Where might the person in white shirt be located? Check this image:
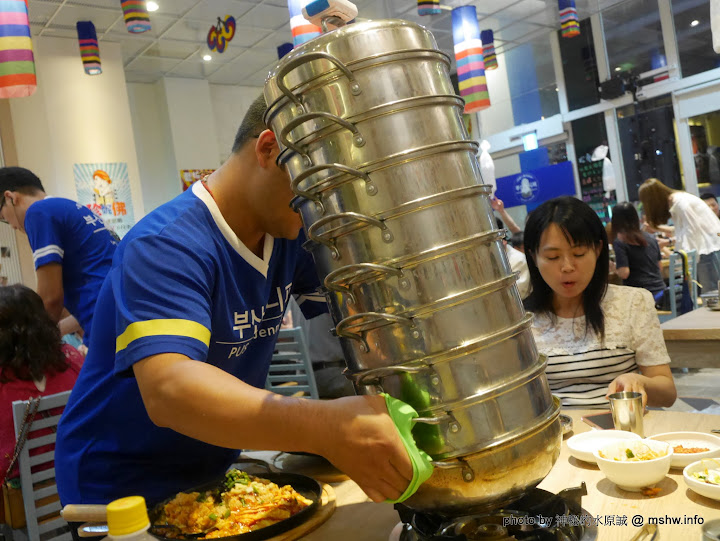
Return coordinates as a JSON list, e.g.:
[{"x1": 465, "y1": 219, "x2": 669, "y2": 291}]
[
  {"x1": 639, "y1": 178, "x2": 720, "y2": 293},
  {"x1": 523, "y1": 196, "x2": 676, "y2": 409}
]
